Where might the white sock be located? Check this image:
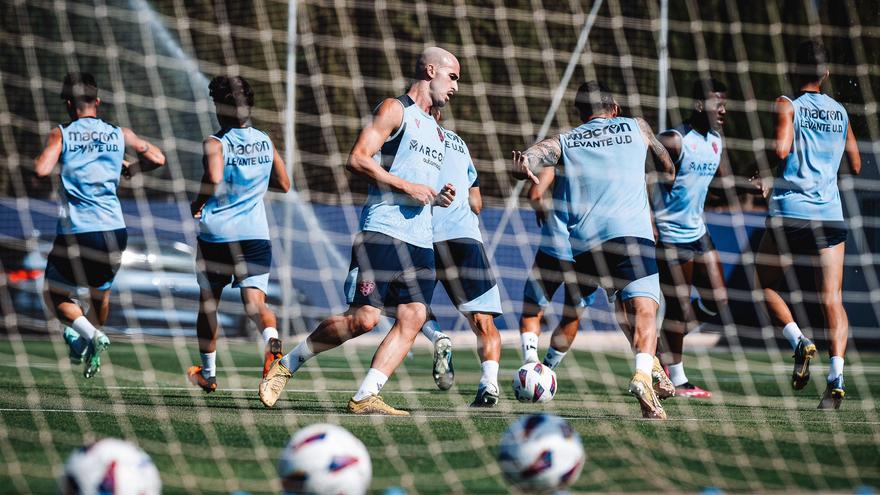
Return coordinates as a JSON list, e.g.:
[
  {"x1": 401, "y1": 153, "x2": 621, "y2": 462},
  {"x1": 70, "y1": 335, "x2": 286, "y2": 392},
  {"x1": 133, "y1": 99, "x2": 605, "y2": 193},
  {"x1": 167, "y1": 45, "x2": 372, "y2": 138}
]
[
  {"x1": 542, "y1": 347, "x2": 566, "y2": 370},
  {"x1": 71, "y1": 316, "x2": 97, "y2": 340},
  {"x1": 667, "y1": 362, "x2": 688, "y2": 387},
  {"x1": 521, "y1": 332, "x2": 539, "y2": 363},
  {"x1": 280, "y1": 340, "x2": 315, "y2": 373},
  {"x1": 479, "y1": 360, "x2": 499, "y2": 390},
  {"x1": 782, "y1": 322, "x2": 804, "y2": 350},
  {"x1": 261, "y1": 326, "x2": 279, "y2": 345},
  {"x1": 353, "y1": 368, "x2": 388, "y2": 401},
  {"x1": 200, "y1": 351, "x2": 216, "y2": 378},
  {"x1": 828, "y1": 356, "x2": 844, "y2": 381},
  {"x1": 635, "y1": 352, "x2": 653, "y2": 376},
  {"x1": 420, "y1": 319, "x2": 447, "y2": 344}
]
